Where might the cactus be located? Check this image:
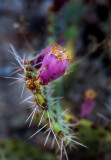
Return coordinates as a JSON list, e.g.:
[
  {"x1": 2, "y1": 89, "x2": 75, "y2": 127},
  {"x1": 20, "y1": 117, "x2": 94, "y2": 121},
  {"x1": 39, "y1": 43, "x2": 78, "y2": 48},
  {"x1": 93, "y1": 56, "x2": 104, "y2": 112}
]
[
  {"x1": 0, "y1": 139, "x2": 58, "y2": 160},
  {"x1": 73, "y1": 120, "x2": 111, "y2": 159},
  {"x1": 6, "y1": 44, "x2": 86, "y2": 160}
]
